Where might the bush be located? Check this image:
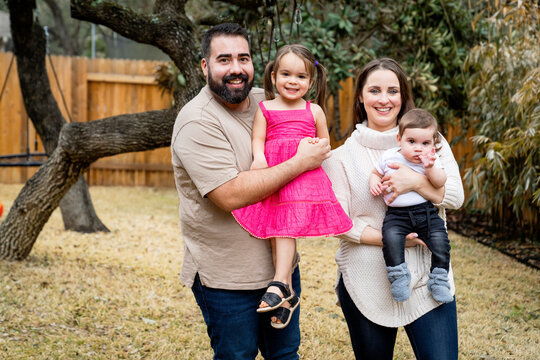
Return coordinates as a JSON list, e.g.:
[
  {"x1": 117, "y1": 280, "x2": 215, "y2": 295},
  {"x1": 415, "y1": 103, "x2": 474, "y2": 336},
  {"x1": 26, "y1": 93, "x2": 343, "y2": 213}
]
[{"x1": 463, "y1": 0, "x2": 539, "y2": 239}]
